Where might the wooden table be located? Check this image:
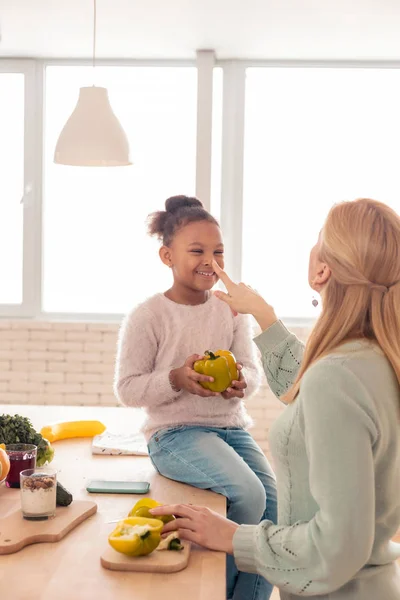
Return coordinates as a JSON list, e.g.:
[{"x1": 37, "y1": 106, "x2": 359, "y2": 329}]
[{"x1": 0, "y1": 406, "x2": 226, "y2": 600}]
